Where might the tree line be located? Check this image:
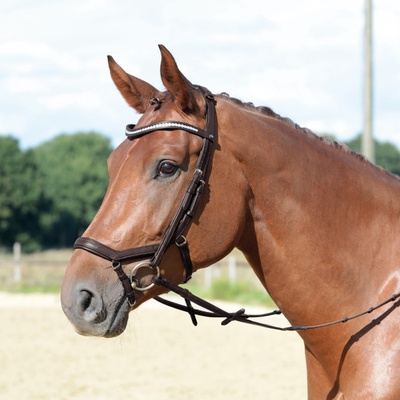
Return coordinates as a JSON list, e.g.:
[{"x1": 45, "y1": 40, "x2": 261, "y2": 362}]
[
  {"x1": 0, "y1": 132, "x2": 112, "y2": 251},
  {"x1": 1, "y1": 131, "x2": 400, "y2": 252}
]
